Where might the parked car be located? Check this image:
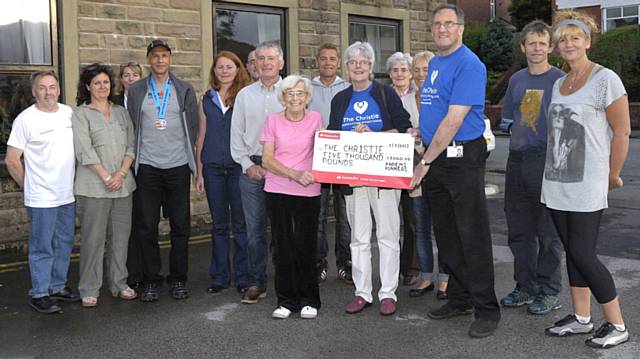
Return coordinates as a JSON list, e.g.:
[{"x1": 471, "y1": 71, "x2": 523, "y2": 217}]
[{"x1": 498, "y1": 117, "x2": 513, "y2": 134}]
